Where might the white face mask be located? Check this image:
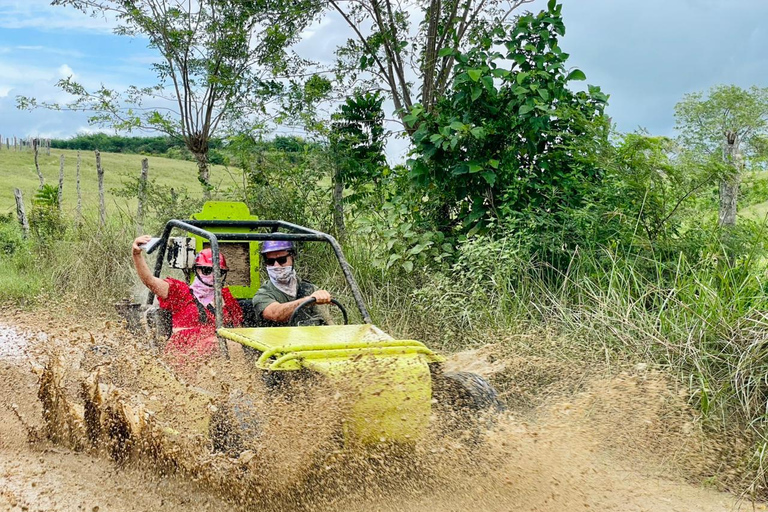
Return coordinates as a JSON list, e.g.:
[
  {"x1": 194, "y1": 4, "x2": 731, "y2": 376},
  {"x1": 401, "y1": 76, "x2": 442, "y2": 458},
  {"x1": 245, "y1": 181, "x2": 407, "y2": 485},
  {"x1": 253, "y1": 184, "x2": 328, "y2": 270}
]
[{"x1": 267, "y1": 265, "x2": 297, "y2": 297}]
